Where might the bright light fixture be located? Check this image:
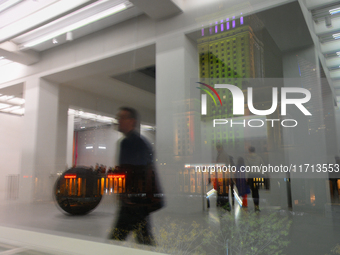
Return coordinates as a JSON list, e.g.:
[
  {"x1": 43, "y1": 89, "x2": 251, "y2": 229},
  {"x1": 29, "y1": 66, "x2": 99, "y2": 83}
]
[
  {"x1": 23, "y1": 3, "x2": 129, "y2": 48},
  {"x1": 17, "y1": 0, "x2": 111, "y2": 39},
  {"x1": 333, "y1": 33, "x2": 340, "y2": 39},
  {"x1": 7, "y1": 97, "x2": 25, "y2": 105},
  {"x1": 10, "y1": 108, "x2": 24, "y2": 115},
  {"x1": 69, "y1": 108, "x2": 116, "y2": 124},
  {"x1": 68, "y1": 109, "x2": 76, "y2": 114},
  {"x1": 0, "y1": 95, "x2": 14, "y2": 100},
  {"x1": 0, "y1": 0, "x2": 91, "y2": 43},
  {"x1": 330, "y1": 7, "x2": 340, "y2": 15},
  {"x1": 98, "y1": 146, "x2": 106, "y2": 149},
  {"x1": 0, "y1": 93, "x2": 25, "y2": 115},
  {"x1": 86, "y1": 146, "x2": 93, "y2": 149},
  {"x1": 1, "y1": 105, "x2": 20, "y2": 112},
  {"x1": 0, "y1": 0, "x2": 22, "y2": 13},
  {"x1": 141, "y1": 124, "x2": 155, "y2": 130},
  {"x1": 0, "y1": 103, "x2": 10, "y2": 109}
]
